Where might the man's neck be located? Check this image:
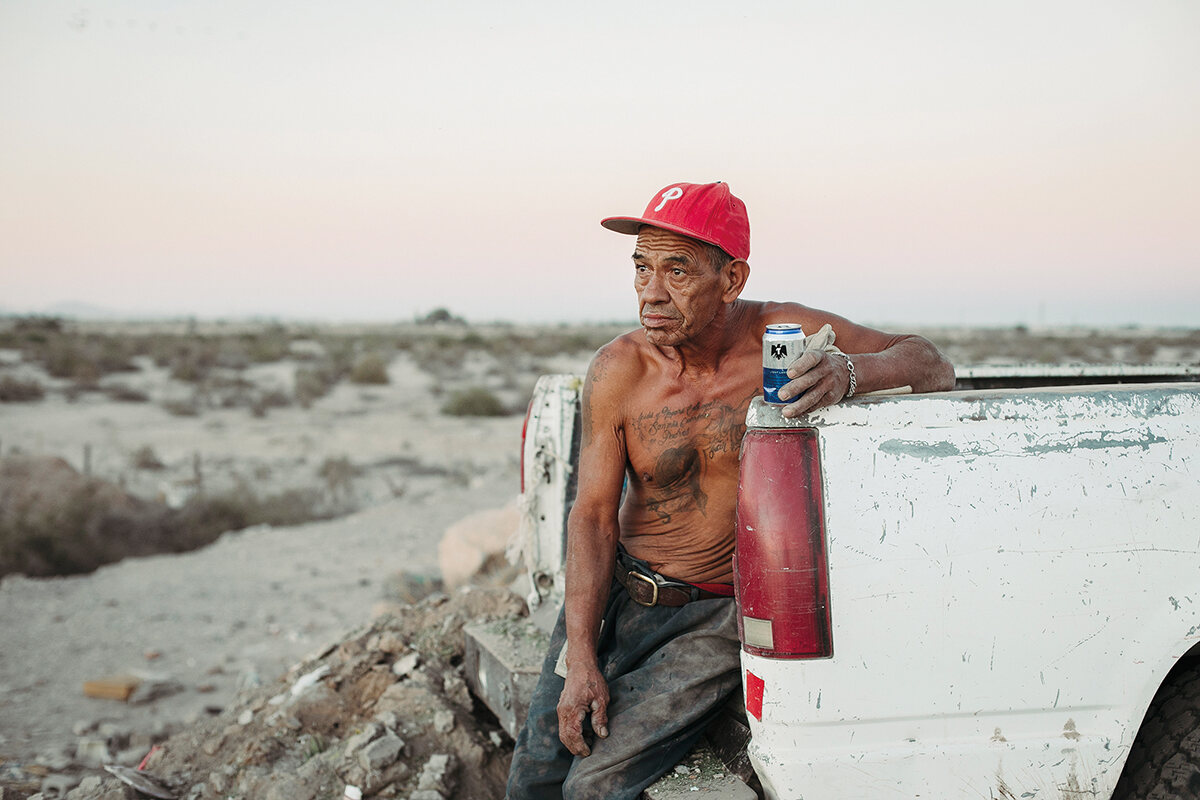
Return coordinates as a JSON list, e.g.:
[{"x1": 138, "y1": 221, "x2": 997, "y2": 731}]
[{"x1": 659, "y1": 301, "x2": 748, "y2": 378}]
